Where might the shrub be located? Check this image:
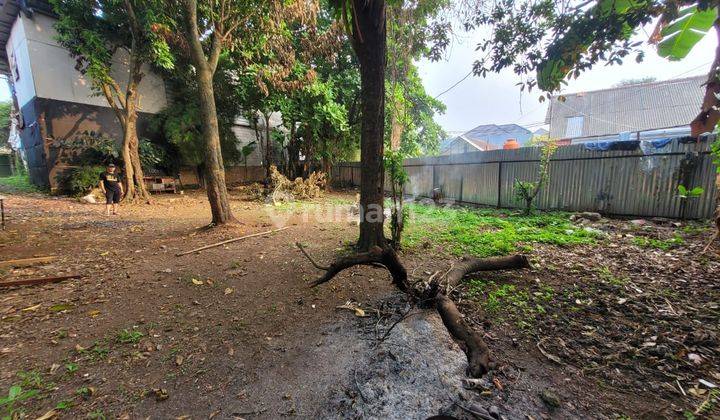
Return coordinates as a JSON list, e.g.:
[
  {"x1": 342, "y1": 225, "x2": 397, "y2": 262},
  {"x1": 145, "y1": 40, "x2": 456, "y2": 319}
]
[{"x1": 56, "y1": 165, "x2": 105, "y2": 197}]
